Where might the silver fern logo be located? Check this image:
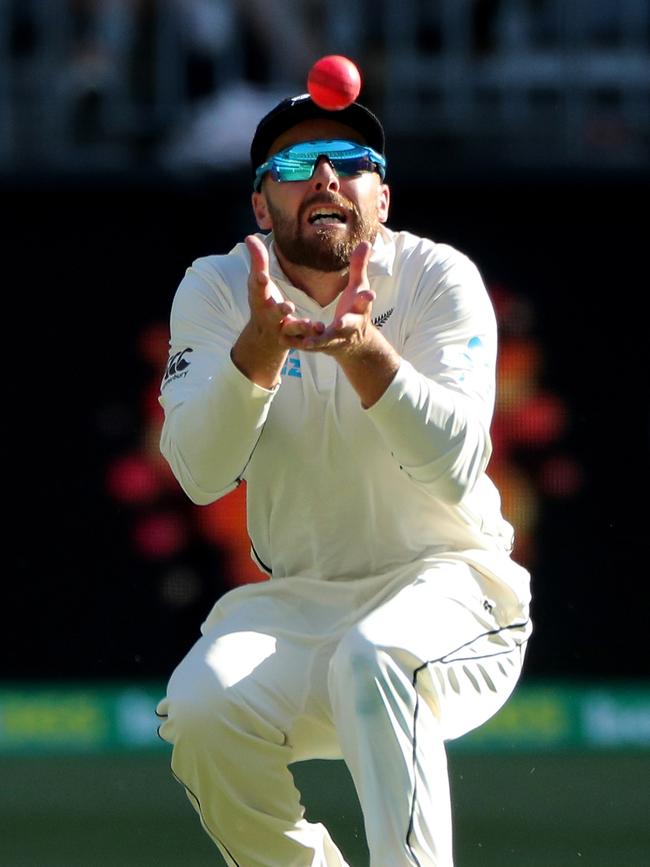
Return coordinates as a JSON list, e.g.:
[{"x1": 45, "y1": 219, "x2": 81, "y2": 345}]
[{"x1": 372, "y1": 307, "x2": 394, "y2": 328}]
